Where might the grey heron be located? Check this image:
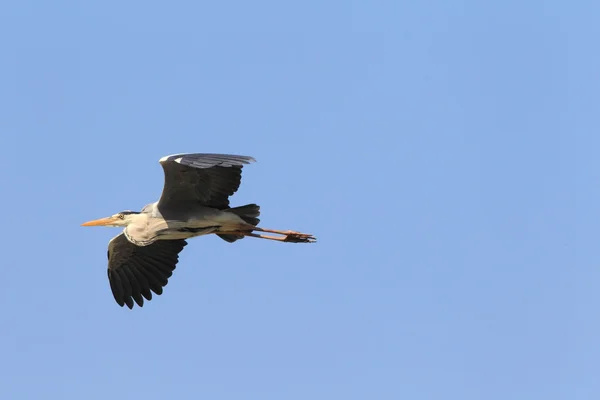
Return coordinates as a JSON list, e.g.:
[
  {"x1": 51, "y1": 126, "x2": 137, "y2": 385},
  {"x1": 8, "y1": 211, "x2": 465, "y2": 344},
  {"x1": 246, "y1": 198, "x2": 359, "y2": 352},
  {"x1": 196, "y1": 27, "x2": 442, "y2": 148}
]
[{"x1": 82, "y1": 153, "x2": 315, "y2": 309}]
